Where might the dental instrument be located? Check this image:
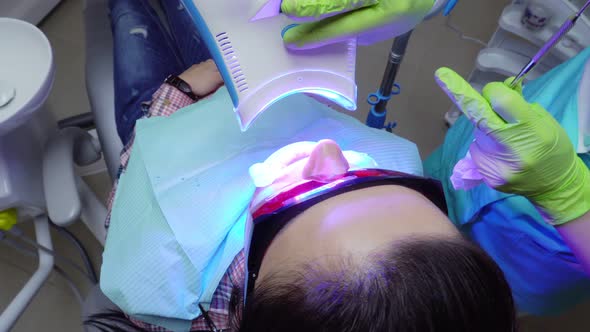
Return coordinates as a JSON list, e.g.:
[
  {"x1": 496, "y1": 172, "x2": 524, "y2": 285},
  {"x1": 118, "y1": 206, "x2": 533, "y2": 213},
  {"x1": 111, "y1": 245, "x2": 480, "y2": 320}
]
[
  {"x1": 366, "y1": 31, "x2": 411, "y2": 131},
  {"x1": 180, "y1": 0, "x2": 358, "y2": 131},
  {"x1": 510, "y1": 0, "x2": 590, "y2": 89},
  {"x1": 365, "y1": 0, "x2": 455, "y2": 130}
]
